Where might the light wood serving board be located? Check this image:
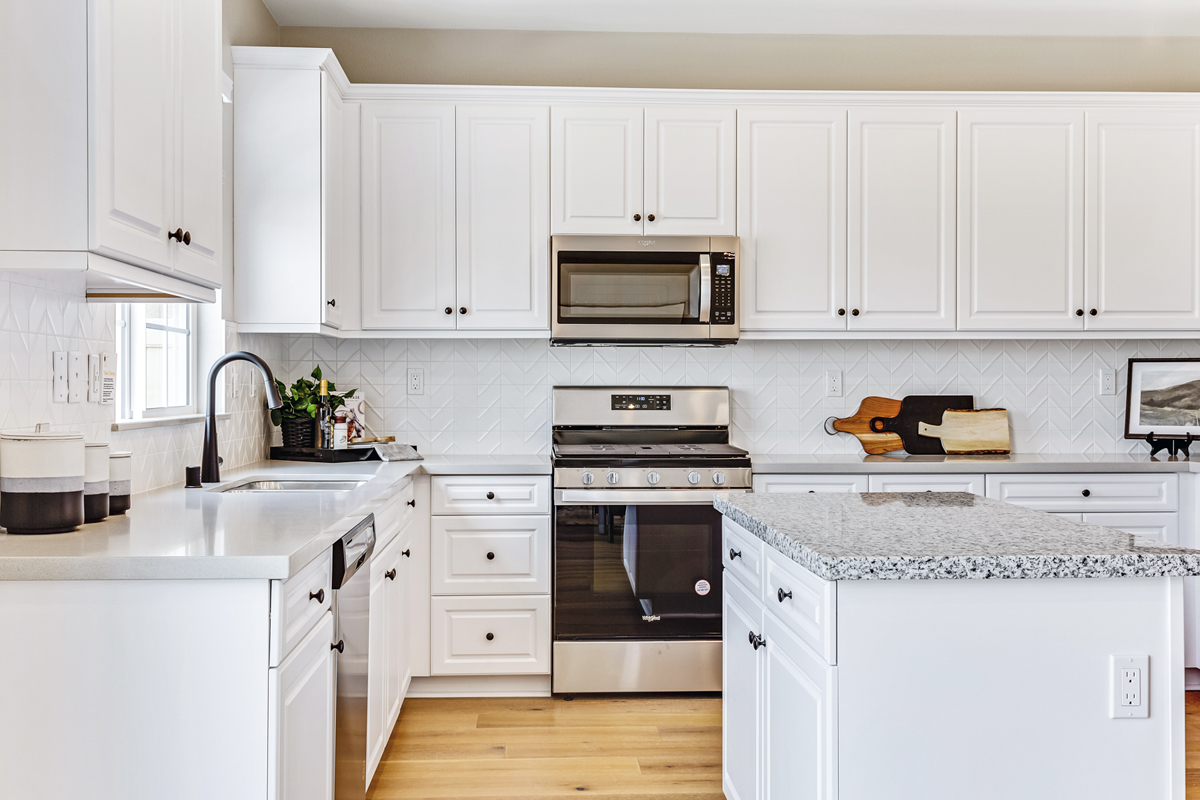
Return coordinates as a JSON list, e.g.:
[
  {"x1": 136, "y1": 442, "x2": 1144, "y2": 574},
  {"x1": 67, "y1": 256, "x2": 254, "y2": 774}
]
[
  {"x1": 918, "y1": 409, "x2": 1011, "y2": 454},
  {"x1": 832, "y1": 396, "x2": 904, "y2": 455}
]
